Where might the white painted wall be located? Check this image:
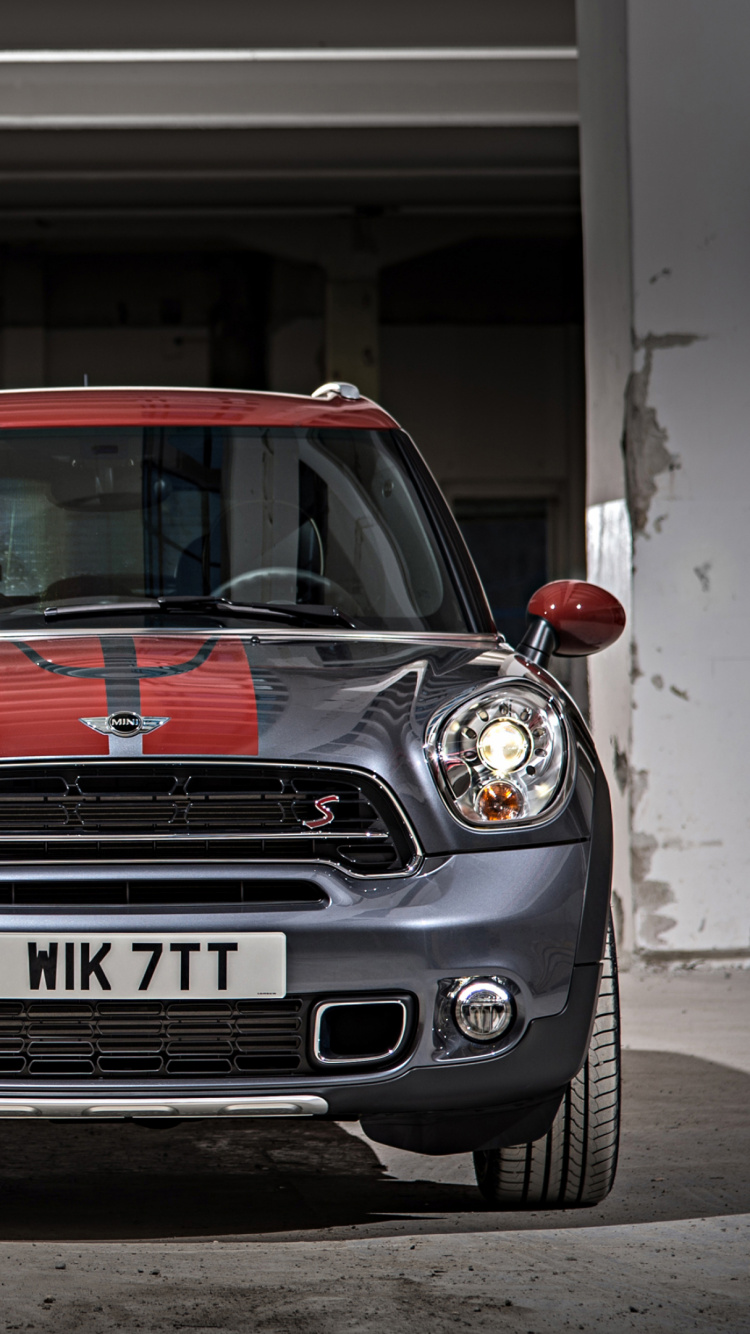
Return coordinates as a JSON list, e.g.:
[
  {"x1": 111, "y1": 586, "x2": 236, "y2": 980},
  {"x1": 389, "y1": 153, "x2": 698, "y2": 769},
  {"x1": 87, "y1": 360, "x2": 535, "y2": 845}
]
[
  {"x1": 626, "y1": 0, "x2": 750, "y2": 958},
  {"x1": 576, "y1": 0, "x2": 634, "y2": 960},
  {"x1": 579, "y1": 0, "x2": 750, "y2": 959}
]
